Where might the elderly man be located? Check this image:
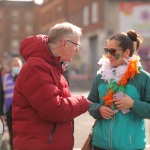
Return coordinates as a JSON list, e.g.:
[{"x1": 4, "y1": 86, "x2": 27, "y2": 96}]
[{"x1": 13, "y1": 22, "x2": 92, "y2": 150}]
